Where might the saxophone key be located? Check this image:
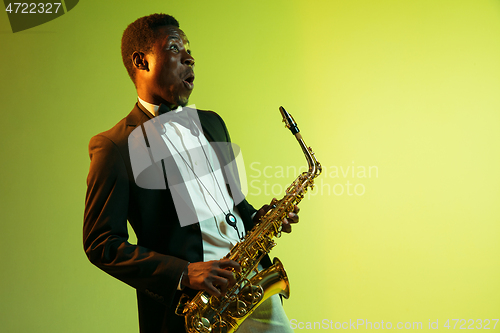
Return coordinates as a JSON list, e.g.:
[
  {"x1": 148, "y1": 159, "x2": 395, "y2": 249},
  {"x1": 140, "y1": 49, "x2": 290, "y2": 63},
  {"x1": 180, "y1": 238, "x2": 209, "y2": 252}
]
[
  {"x1": 226, "y1": 300, "x2": 248, "y2": 318},
  {"x1": 193, "y1": 316, "x2": 212, "y2": 333},
  {"x1": 240, "y1": 284, "x2": 263, "y2": 304},
  {"x1": 213, "y1": 320, "x2": 229, "y2": 333}
]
